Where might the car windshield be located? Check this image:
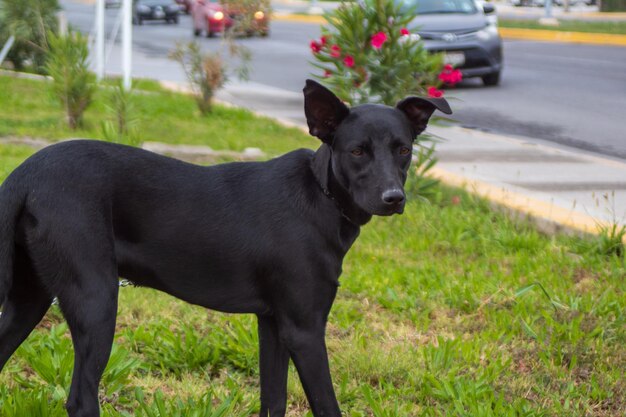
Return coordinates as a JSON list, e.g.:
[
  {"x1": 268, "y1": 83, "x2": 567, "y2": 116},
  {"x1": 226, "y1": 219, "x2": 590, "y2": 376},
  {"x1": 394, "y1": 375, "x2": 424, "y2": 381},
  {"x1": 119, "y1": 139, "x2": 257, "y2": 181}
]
[{"x1": 395, "y1": 0, "x2": 478, "y2": 14}]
